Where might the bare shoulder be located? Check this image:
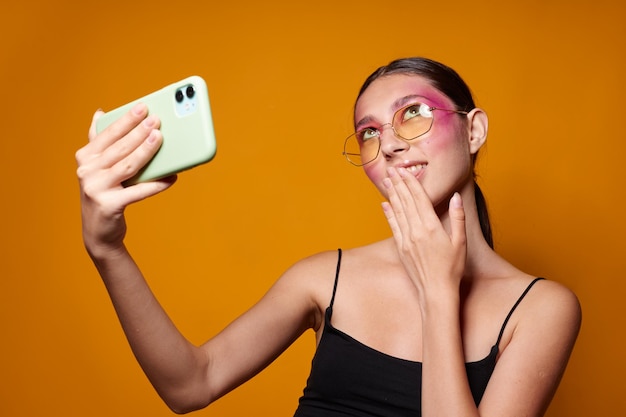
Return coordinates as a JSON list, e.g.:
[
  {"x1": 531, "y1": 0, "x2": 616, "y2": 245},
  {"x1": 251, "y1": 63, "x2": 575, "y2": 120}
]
[
  {"x1": 271, "y1": 249, "x2": 343, "y2": 329},
  {"x1": 525, "y1": 278, "x2": 582, "y2": 329},
  {"x1": 338, "y1": 239, "x2": 397, "y2": 269},
  {"x1": 480, "y1": 254, "x2": 582, "y2": 334},
  {"x1": 499, "y1": 276, "x2": 582, "y2": 363},
  {"x1": 275, "y1": 243, "x2": 394, "y2": 328},
  {"x1": 479, "y1": 276, "x2": 581, "y2": 416},
  {"x1": 284, "y1": 241, "x2": 392, "y2": 279},
  {"x1": 281, "y1": 249, "x2": 343, "y2": 283}
]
